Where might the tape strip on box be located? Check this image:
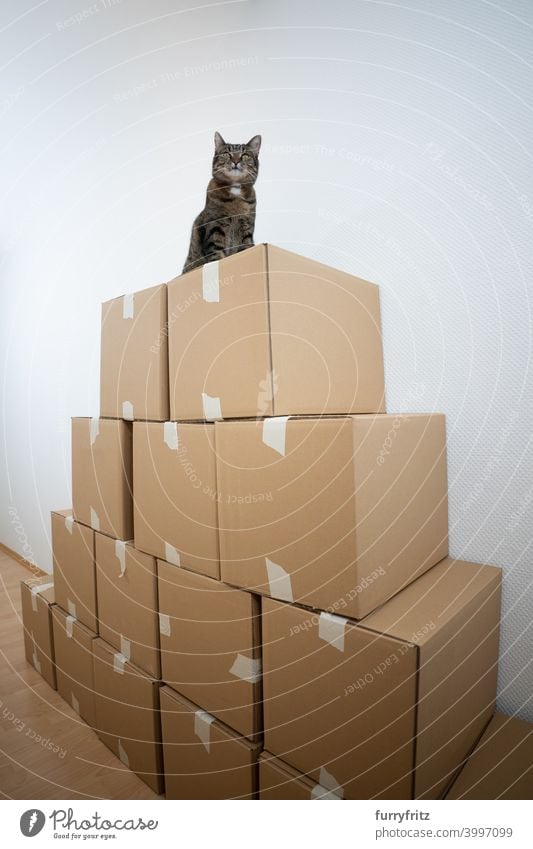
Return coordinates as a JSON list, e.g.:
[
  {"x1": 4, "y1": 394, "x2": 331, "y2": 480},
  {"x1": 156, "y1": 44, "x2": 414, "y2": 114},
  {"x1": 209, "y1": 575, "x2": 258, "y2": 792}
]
[
  {"x1": 115, "y1": 540, "x2": 127, "y2": 577},
  {"x1": 122, "y1": 401, "x2": 134, "y2": 420},
  {"x1": 262, "y1": 416, "x2": 290, "y2": 456},
  {"x1": 71, "y1": 693, "x2": 80, "y2": 715},
  {"x1": 265, "y1": 558, "x2": 294, "y2": 602},
  {"x1": 159, "y1": 613, "x2": 171, "y2": 636},
  {"x1": 90, "y1": 507, "x2": 100, "y2": 531},
  {"x1": 202, "y1": 393, "x2": 223, "y2": 421},
  {"x1": 30, "y1": 582, "x2": 54, "y2": 612},
  {"x1": 318, "y1": 766, "x2": 344, "y2": 799},
  {"x1": 164, "y1": 542, "x2": 181, "y2": 567},
  {"x1": 122, "y1": 293, "x2": 134, "y2": 319},
  {"x1": 202, "y1": 260, "x2": 220, "y2": 303},
  {"x1": 310, "y1": 784, "x2": 342, "y2": 800},
  {"x1": 66, "y1": 615, "x2": 76, "y2": 639},
  {"x1": 31, "y1": 631, "x2": 41, "y2": 674},
  {"x1": 67, "y1": 599, "x2": 77, "y2": 619},
  {"x1": 113, "y1": 652, "x2": 128, "y2": 674},
  {"x1": 64, "y1": 515, "x2": 74, "y2": 534},
  {"x1": 194, "y1": 710, "x2": 215, "y2": 753},
  {"x1": 318, "y1": 612, "x2": 348, "y2": 653},
  {"x1": 90, "y1": 417, "x2": 100, "y2": 445},
  {"x1": 120, "y1": 635, "x2": 131, "y2": 661},
  {"x1": 118, "y1": 738, "x2": 130, "y2": 767},
  {"x1": 163, "y1": 422, "x2": 179, "y2": 451},
  {"x1": 229, "y1": 654, "x2": 262, "y2": 684}
]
